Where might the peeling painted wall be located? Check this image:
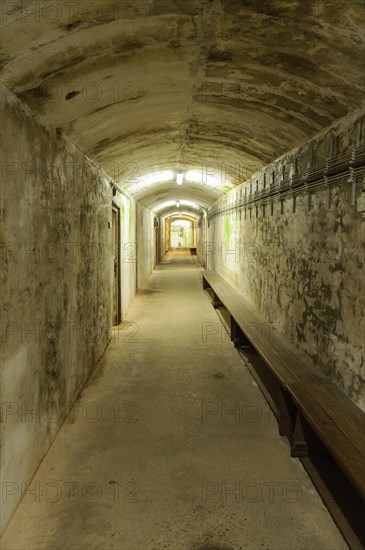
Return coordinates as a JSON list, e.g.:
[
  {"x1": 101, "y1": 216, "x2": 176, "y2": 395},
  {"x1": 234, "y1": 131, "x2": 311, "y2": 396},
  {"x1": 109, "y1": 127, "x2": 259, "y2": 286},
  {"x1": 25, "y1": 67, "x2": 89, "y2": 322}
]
[
  {"x1": 207, "y1": 110, "x2": 365, "y2": 411},
  {"x1": 0, "y1": 85, "x2": 154, "y2": 533}
]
